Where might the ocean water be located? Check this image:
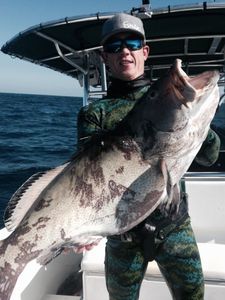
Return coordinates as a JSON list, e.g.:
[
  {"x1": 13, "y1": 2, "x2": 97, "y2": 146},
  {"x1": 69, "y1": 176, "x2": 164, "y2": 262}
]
[{"x1": 0, "y1": 92, "x2": 82, "y2": 228}]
